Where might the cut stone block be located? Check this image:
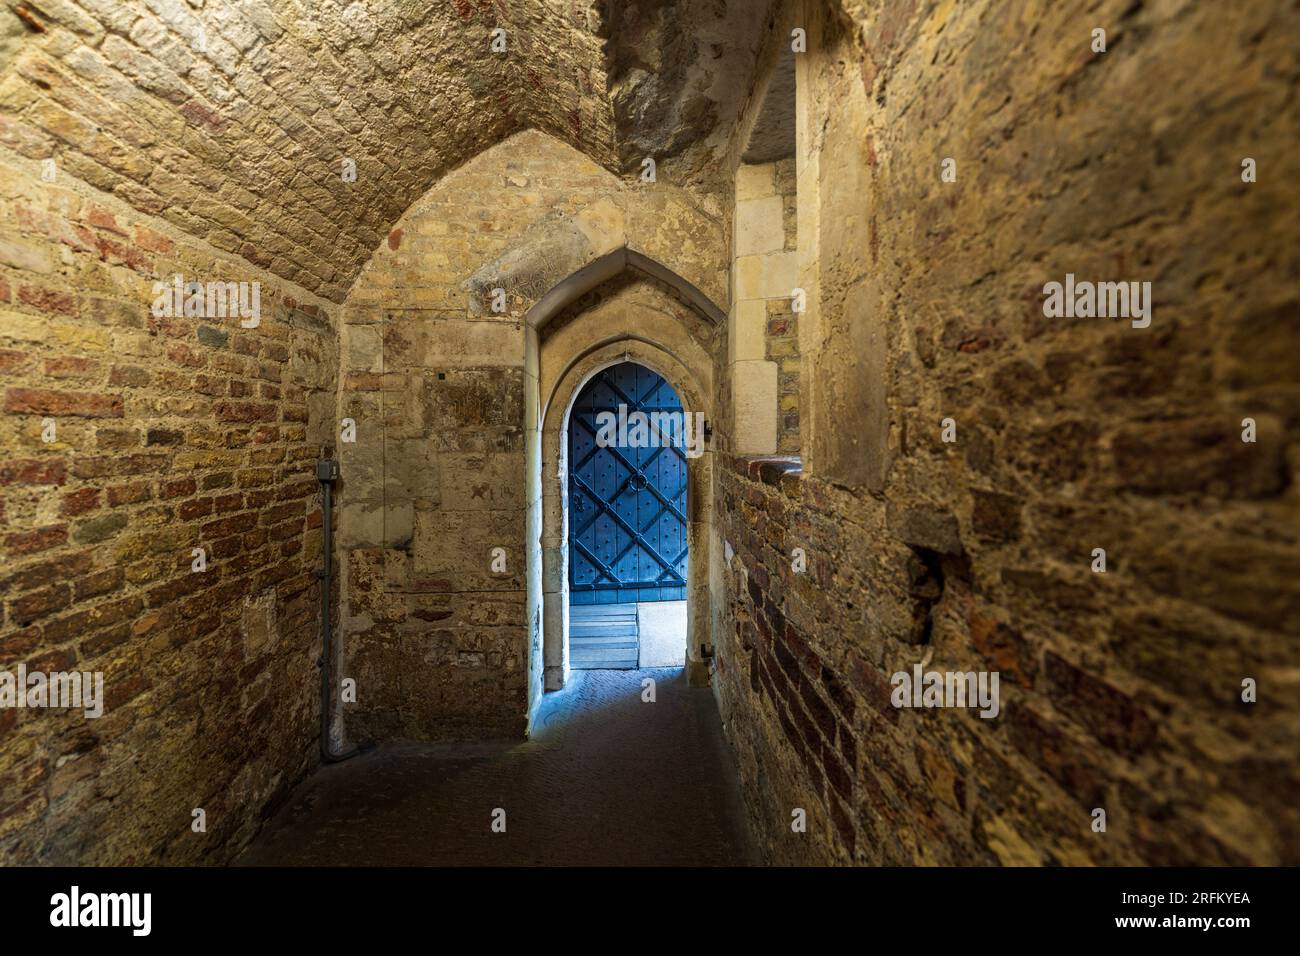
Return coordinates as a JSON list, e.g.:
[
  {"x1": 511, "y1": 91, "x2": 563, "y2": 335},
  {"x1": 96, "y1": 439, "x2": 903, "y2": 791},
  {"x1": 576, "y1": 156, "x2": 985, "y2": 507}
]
[
  {"x1": 735, "y1": 162, "x2": 776, "y2": 201},
  {"x1": 729, "y1": 299, "x2": 768, "y2": 363},
  {"x1": 732, "y1": 359, "x2": 779, "y2": 454},
  {"x1": 734, "y1": 251, "x2": 797, "y2": 300},
  {"x1": 735, "y1": 196, "x2": 785, "y2": 257}
]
